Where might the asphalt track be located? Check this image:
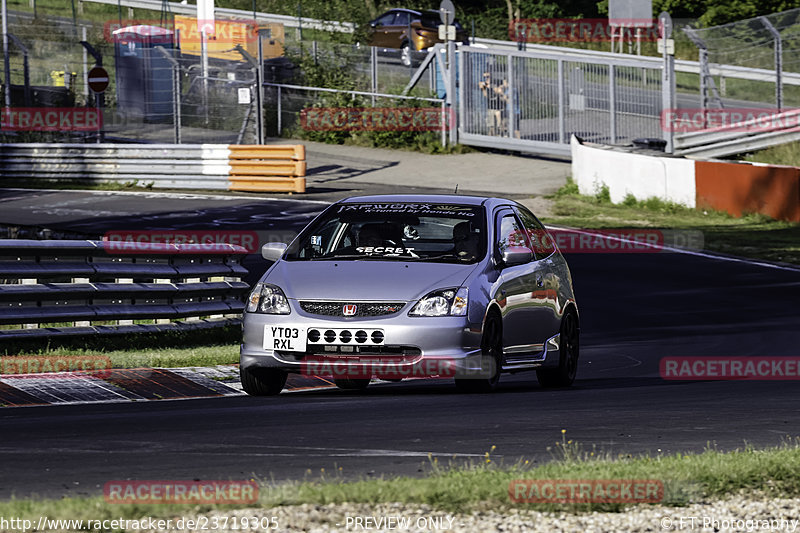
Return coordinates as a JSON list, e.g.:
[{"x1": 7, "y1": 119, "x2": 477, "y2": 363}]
[{"x1": 0, "y1": 190, "x2": 799, "y2": 500}]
